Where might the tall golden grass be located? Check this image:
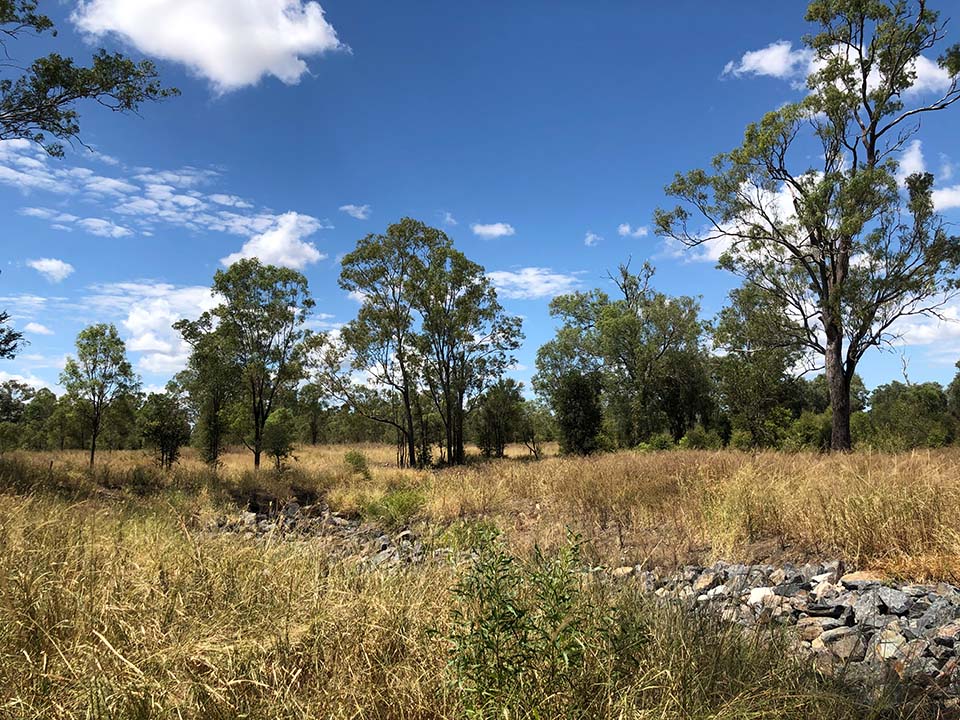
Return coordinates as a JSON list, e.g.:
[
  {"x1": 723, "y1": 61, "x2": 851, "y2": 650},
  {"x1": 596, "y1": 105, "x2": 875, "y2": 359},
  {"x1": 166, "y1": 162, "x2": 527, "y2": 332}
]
[
  {"x1": 9, "y1": 444, "x2": 960, "y2": 581},
  {"x1": 0, "y1": 490, "x2": 936, "y2": 718}
]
